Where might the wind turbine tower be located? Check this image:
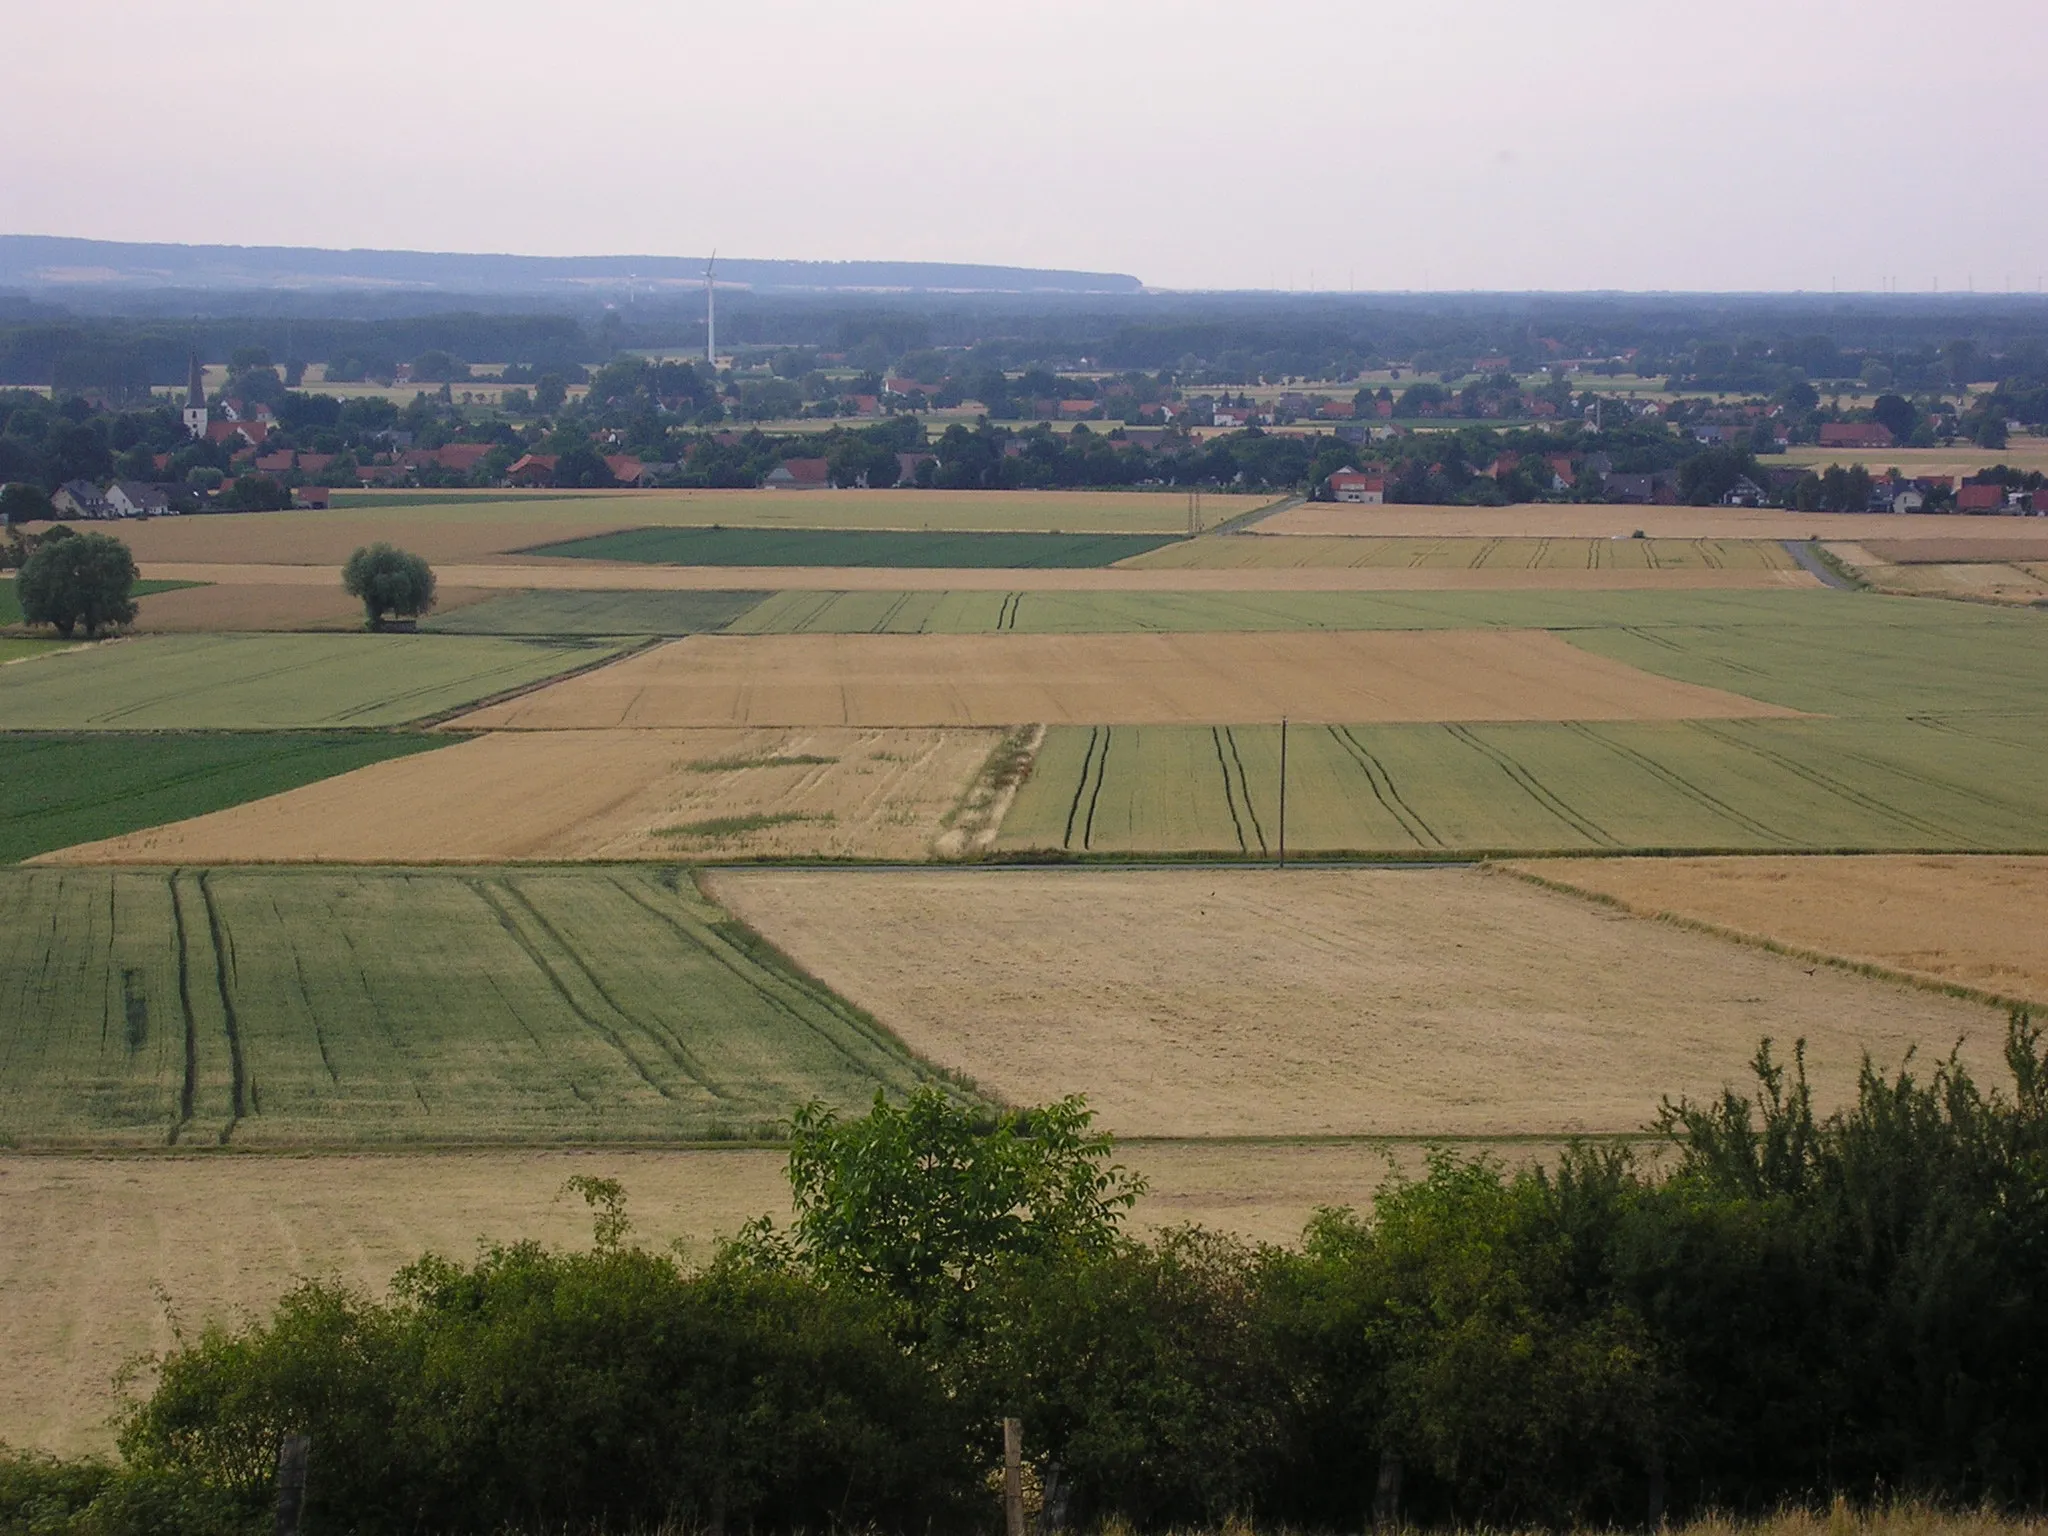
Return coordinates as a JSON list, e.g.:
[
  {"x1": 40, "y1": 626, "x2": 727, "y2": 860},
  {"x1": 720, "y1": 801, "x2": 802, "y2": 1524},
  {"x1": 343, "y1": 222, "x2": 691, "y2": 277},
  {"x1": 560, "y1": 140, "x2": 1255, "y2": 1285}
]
[{"x1": 704, "y1": 252, "x2": 717, "y2": 369}]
